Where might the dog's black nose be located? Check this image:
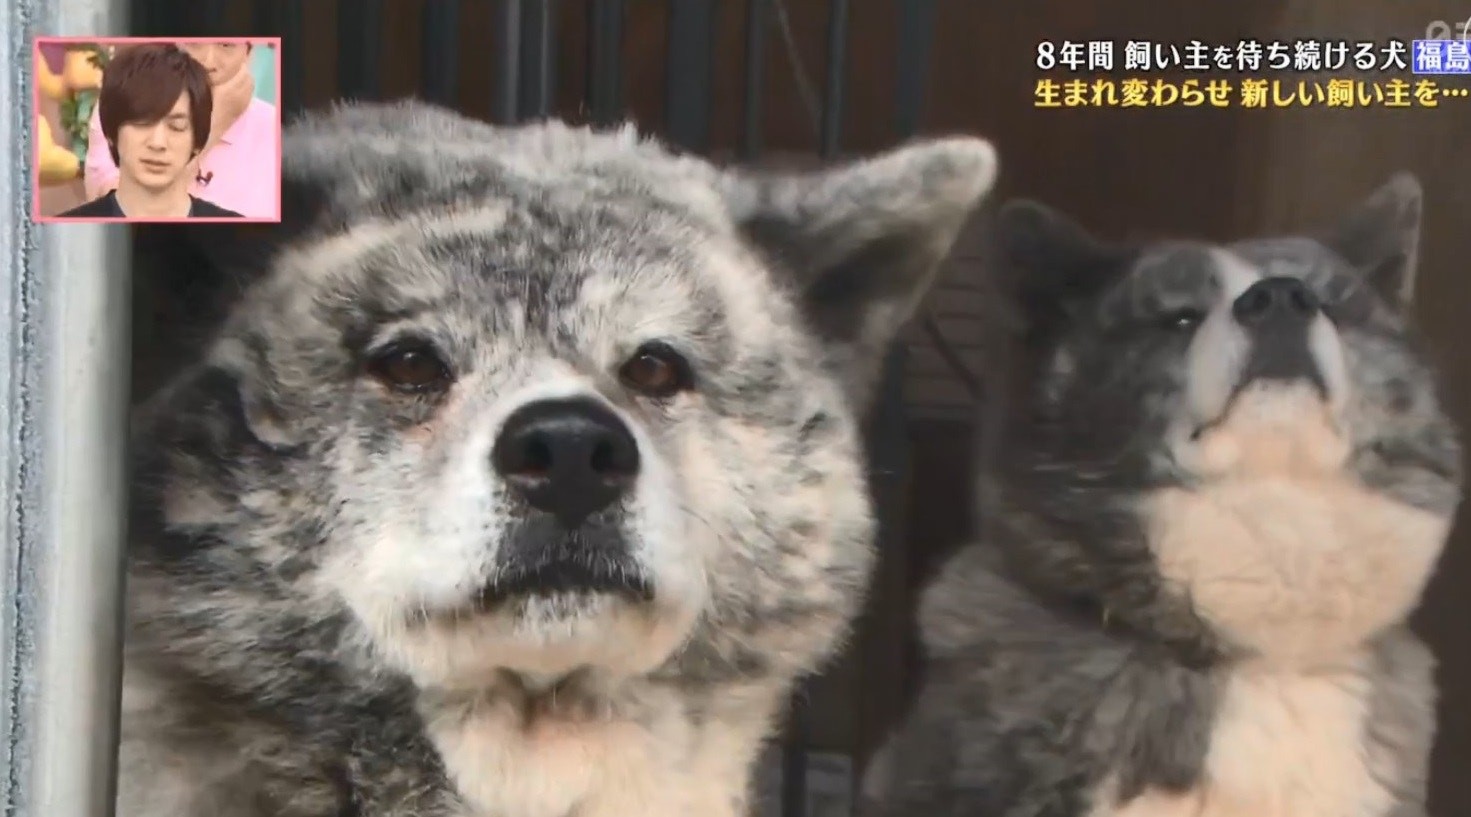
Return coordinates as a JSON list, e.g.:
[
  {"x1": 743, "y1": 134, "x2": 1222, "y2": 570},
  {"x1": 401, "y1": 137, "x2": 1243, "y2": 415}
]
[
  {"x1": 492, "y1": 398, "x2": 640, "y2": 528},
  {"x1": 1232, "y1": 276, "x2": 1319, "y2": 328}
]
